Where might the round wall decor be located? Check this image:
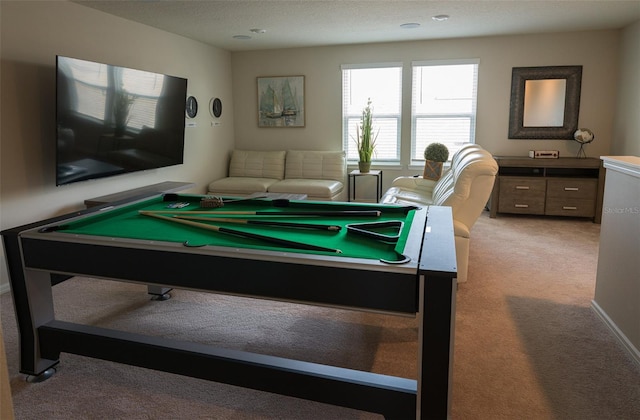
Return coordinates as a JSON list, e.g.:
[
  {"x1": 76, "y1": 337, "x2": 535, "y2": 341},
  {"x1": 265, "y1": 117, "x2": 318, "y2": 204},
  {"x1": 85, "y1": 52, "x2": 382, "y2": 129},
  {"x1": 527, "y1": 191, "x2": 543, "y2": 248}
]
[
  {"x1": 186, "y1": 96, "x2": 198, "y2": 118},
  {"x1": 211, "y1": 97, "x2": 222, "y2": 118}
]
